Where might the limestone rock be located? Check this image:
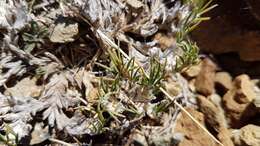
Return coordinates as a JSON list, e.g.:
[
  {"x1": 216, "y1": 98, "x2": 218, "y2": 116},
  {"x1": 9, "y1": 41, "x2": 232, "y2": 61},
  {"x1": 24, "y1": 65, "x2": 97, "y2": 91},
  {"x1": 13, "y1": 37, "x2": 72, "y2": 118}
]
[
  {"x1": 223, "y1": 89, "x2": 249, "y2": 127},
  {"x1": 208, "y1": 94, "x2": 222, "y2": 107},
  {"x1": 240, "y1": 125, "x2": 260, "y2": 146},
  {"x1": 215, "y1": 72, "x2": 233, "y2": 92},
  {"x1": 174, "y1": 108, "x2": 219, "y2": 146},
  {"x1": 195, "y1": 58, "x2": 216, "y2": 96},
  {"x1": 253, "y1": 81, "x2": 260, "y2": 109},
  {"x1": 50, "y1": 18, "x2": 79, "y2": 43},
  {"x1": 4, "y1": 77, "x2": 42, "y2": 98},
  {"x1": 197, "y1": 95, "x2": 224, "y2": 129},
  {"x1": 223, "y1": 74, "x2": 257, "y2": 128},
  {"x1": 208, "y1": 94, "x2": 229, "y2": 128},
  {"x1": 234, "y1": 75, "x2": 256, "y2": 103},
  {"x1": 253, "y1": 97, "x2": 260, "y2": 109},
  {"x1": 232, "y1": 124, "x2": 260, "y2": 146},
  {"x1": 197, "y1": 95, "x2": 234, "y2": 146},
  {"x1": 218, "y1": 127, "x2": 234, "y2": 146}
]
